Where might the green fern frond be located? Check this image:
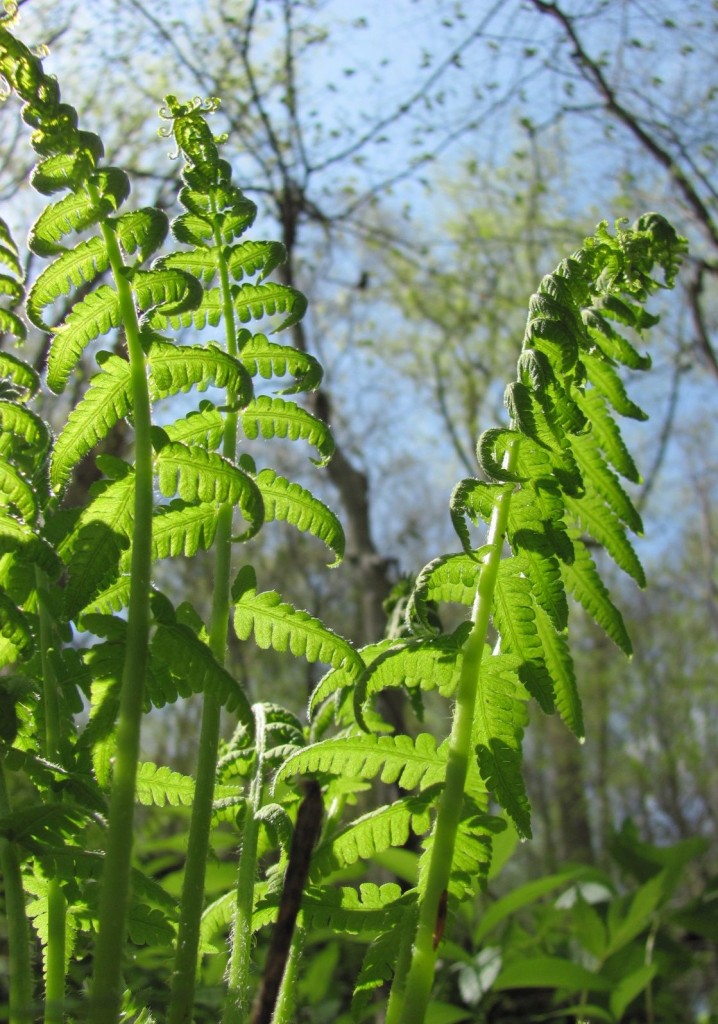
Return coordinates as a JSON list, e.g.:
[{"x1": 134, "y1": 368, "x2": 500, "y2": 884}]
[
  {"x1": 154, "y1": 442, "x2": 264, "y2": 536},
  {"x1": 307, "y1": 639, "x2": 395, "y2": 719},
  {"x1": 28, "y1": 191, "x2": 104, "y2": 257},
  {"x1": 564, "y1": 492, "x2": 645, "y2": 586},
  {"x1": 275, "y1": 732, "x2": 446, "y2": 791},
  {"x1": 0, "y1": 590, "x2": 34, "y2": 656},
  {"x1": 532, "y1": 603, "x2": 583, "y2": 738},
  {"x1": 0, "y1": 460, "x2": 36, "y2": 522},
  {"x1": 560, "y1": 534, "x2": 632, "y2": 655},
  {"x1": 241, "y1": 394, "x2": 334, "y2": 466},
  {"x1": 60, "y1": 470, "x2": 134, "y2": 617},
  {"x1": 493, "y1": 561, "x2": 554, "y2": 712},
  {"x1": 0, "y1": 400, "x2": 49, "y2": 458},
  {"x1": 147, "y1": 339, "x2": 253, "y2": 406},
  {"x1": 151, "y1": 620, "x2": 252, "y2": 721},
  {"x1": 473, "y1": 654, "x2": 531, "y2": 838},
  {"x1": 114, "y1": 208, "x2": 169, "y2": 264},
  {"x1": 254, "y1": 468, "x2": 344, "y2": 566},
  {"x1": 50, "y1": 353, "x2": 131, "y2": 491},
  {"x1": 226, "y1": 240, "x2": 287, "y2": 283},
  {"x1": 574, "y1": 389, "x2": 640, "y2": 482},
  {"x1": 310, "y1": 788, "x2": 438, "y2": 882},
  {"x1": 581, "y1": 351, "x2": 647, "y2": 421},
  {"x1": 406, "y1": 554, "x2": 482, "y2": 636},
  {"x1": 355, "y1": 627, "x2": 470, "y2": 720},
  {"x1": 296, "y1": 882, "x2": 407, "y2": 936},
  {"x1": 161, "y1": 403, "x2": 224, "y2": 449},
  {"x1": 151, "y1": 501, "x2": 219, "y2": 560},
  {"x1": 233, "y1": 565, "x2": 362, "y2": 676},
  {"x1": 0, "y1": 515, "x2": 61, "y2": 579},
  {"x1": 26, "y1": 236, "x2": 110, "y2": 330},
  {"x1": 47, "y1": 284, "x2": 121, "y2": 392},
  {"x1": 0, "y1": 351, "x2": 40, "y2": 400},
  {"x1": 132, "y1": 267, "x2": 203, "y2": 319},
  {"x1": 237, "y1": 331, "x2": 323, "y2": 394},
  {"x1": 568, "y1": 433, "x2": 643, "y2": 534},
  {"x1": 29, "y1": 147, "x2": 97, "y2": 196},
  {"x1": 135, "y1": 762, "x2": 195, "y2": 807}
]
